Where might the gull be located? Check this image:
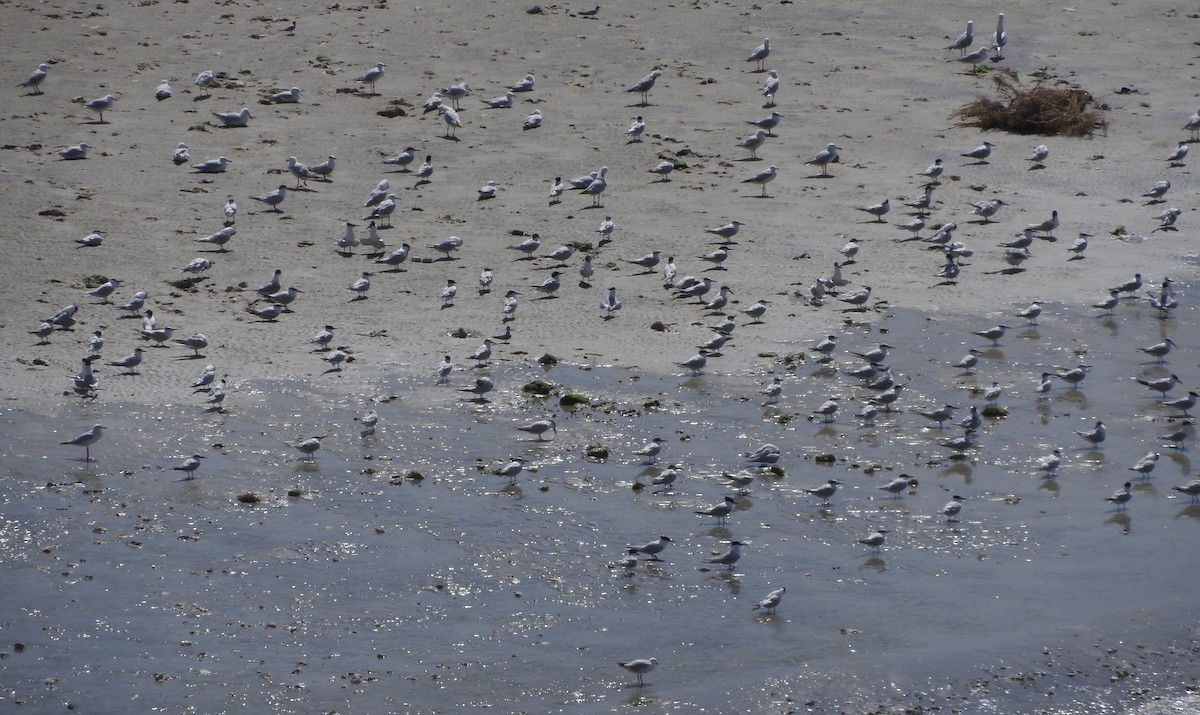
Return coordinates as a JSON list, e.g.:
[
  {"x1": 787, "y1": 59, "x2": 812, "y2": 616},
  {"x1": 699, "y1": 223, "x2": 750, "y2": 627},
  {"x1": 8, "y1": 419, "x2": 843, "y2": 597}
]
[
  {"x1": 628, "y1": 535, "x2": 673, "y2": 560},
  {"x1": 1136, "y1": 373, "x2": 1182, "y2": 396},
  {"x1": 194, "y1": 70, "x2": 215, "y2": 95},
  {"x1": 568, "y1": 171, "x2": 598, "y2": 189},
  {"x1": 760, "y1": 377, "x2": 784, "y2": 404},
  {"x1": 747, "y1": 37, "x2": 772, "y2": 71},
  {"x1": 579, "y1": 255, "x2": 595, "y2": 285},
  {"x1": 1138, "y1": 338, "x2": 1177, "y2": 364},
  {"x1": 87, "y1": 330, "x2": 104, "y2": 355},
  {"x1": 838, "y1": 285, "x2": 872, "y2": 311},
  {"x1": 1156, "y1": 207, "x2": 1182, "y2": 231},
  {"x1": 482, "y1": 91, "x2": 514, "y2": 108},
  {"x1": 510, "y1": 233, "x2": 541, "y2": 259},
  {"x1": 440, "y1": 279, "x2": 457, "y2": 307},
  {"x1": 308, "y1": 155, "x2": 336, "y2": 181},
  {"x1": 741, "y1": 299, "x2": 769, "y2": 324},
  {"x1": 441, "y1": 81, "x2": 471, "y2": 109},
  {"x1": 85, "y1": 278, "x2": 119, "y2": 303},
  {"x1": 706, "y1": 221, "x2": 744, "y2": 242},
  {"x1": 84, "y1": 94, "x2": 116, "y2": 122},
  {"x1": 348, "y1": 271, "x2": 371, "y2": 300},
  {"x1": 953, "y1": 46, "x2": 990, "y2": 68},
  {"x1": 491, "y1": 457, "x2": 525, "y2": 483},
  {"x1": 582, "y1": 166, "x2": 609, "y2": 206},
  {"x1": 916, "y1": 404, "x2": 959, "y2": 428},
  {"x1": 857, "y1": 199, "x2": 890, "y2": 222},
  {"x1": 1113, "y1": 272, "x2": 1143, "y2": 295},
  {"x1": 973, "y1": 324, "x2": 1010, "y2": 346},
  {"x1": 181, "y1": 257, "x2": 212, "y2": 274},
  {"x1": 523, "y1": 109, "x2": 543, "y2": 130},
  {"x1": 813, "y1": 397, "x2": 839, "y2": 423},
  {"x1": 294, "y1": 436, "x2": 324, "y2": 460},
  {"x1": 878, "y1": 475, "x2": 915, "y2": 498},
  {"x1": 192, "y1": 156, "x2": 229, "y2": 173},
  {"x1": 58, "y1": 142, "x2": 91, "y2": 160},
  {"x1": 806, "y1": 143, "x2": 839, "y2": 176},
  {"x1": 649, "y1": 160, "x2": 675, "y2": 181},
  {"x1": 532, "y1": 271, "x2": 563, "y2": 298},
  {"x1": 360, "y1": 221, "x2": 386, "y2": 257},
  {"x1": 321, "y1": 347, "x2": 350, "y2": 371},
  {"x1": 251, "y1": 184, "x2": 287, "y2": 212},
  {"x1": 1075, "y1": 420, "x2": 1106, "y2": 448},
  {"x1": 738, "y1": 129, "x2": 768, "y2": 159},
  {"x1": 548, "y1": 176, "x2": 565, "y2": 204},
  {"x1": 469, "y1": 338, "x2": 495, "y2": 365},
  {"x1": 676, "y1": 349, "x2": 709, "y2": 375},
  {"x1": 509, "y1": 73, "x2": 536, "y2": 92},
  {"x1": 618, "y1": 658, "x2": 657, "y2": 687},
  {"x1": 747, "y1": 111, "x2": 782, "y2": 136},
  {"x1": 460, "y1": 376, "x2": 494, "y2": 400},
  {"x1": 414, "y1": 157, "x2": 434, "y2": 183},
  {"x1": 1166, "y1": 141, "x2": 1188, "y2": 166},
  {"x1": 600, "y1": 286, "x2": 622, "y2": 319},
  {"x1": 626, "y1": 69, "x2": 663, "y2": 105},
  {"x1": 920, "y1": 159, "x2": 945, "y2": 183},
  {"x1": 75, "y1": 230, "x2": 103, "y2": 248},
  {"x1": 247, "y1": 302, "x2": 284, "y2": 321},
  {"x1": 172, "y1": 454, "x2": 204, "y2": 479},
  {"x1": 356, "y1": 62, "x2": 385, "y2": 94},
  {"x1": 698, "y1": 246, "x2": 731, "y2": 270},
  {"x1": 704, "y1": 540, "x2": 744, "y2": 569},
  {"x1": 435, "y1": 355, "x2": 454, "y2": 385},
  {"x1": 1143, "y1": 180, "x2": 1171, "y2": 203},
  {"x1": 46, "y1": 304, "x2": 79, "y2": 328},
  {"x1": 661, "y1": 256, "x2": 677, "y2": 286},
  {"x1": 947, "y1": 20, "x2": 974, "y2": 54},
  {"x1": 501, "y1": 290, "x2": 520, "y2": 320},
  {"x1": 477, "y1": 180, "x2": 498, "y2": 200},
  {"x1": 173, "y1": 333, "x2": 208, "y2": 357},
  {"x1": 174, "y1": 143, "x2": 190, "y2": 165},
  {"x1": 266, "y1": 86, "x2": 301, "y2": 104},
  {"x1": 108, "y1": 347, "x2": 144, "y2": 374},
  {"x1": 1162, "y1": 391, "x2": 1198, "y2": 417},
  {"x1": 754, "y1": 586, "x2": 786, "y2": 614},
  {"x1": 19, "y1": 62, "x2": 51, "y2": 94},
  {"x1": 1057, "y1": 364, "x2": 1090, "y2": 387},
  {"x1": 1129, "y1": 452, "x2": 1160, "y2": 479},
  {"x1": 1026, "y1": 210, "x2": 1060, "y2": 236},
  {"x1": 941, "y1": 495, "x2": 966, "y2": 521},
  {"x1": 953, "y1": 349, "x2": 981, "y2": 373},
  {"x1": 968, "y1": 198, "x2": 1005, "y2": 222},
  {"x1": 761, "y1": 69, "x2": 780, "y2": 105},
  {"x1": 858, "y1": 530, "x2": 889, "y2": 552},
  {"x1": 364, "y1": 193, "x2": 399, "y2": 228},
  {"x1": 962, "y1": 141, "x2": 994, "y2": 163},
  {"x1": 421, "y1": 92, "x2": 444, "y2": 114},
  {"x1": 192, "y1": 364, "x2": 217, "y2": 390},
  {"x1": 1185, "y1": 105, "x2": 1200, "y2": 141},
  {"x1": 803, "y1": 479, "x2": 842, "y2": 504},
  {"x1": 438, "y1": 106, "x2": 462, "y2": 138},
  {"x1": 743, "y1": 165, "x2": 778, "y2": 196},
  {"x1": 1105, "y1": 482, "x2": 1133, "y2": 510},
  {"x1": 213, "y1": 107, "x2": 252, "y2": 127},
  {"x1": 1171, "y1": 480, "x2": 1200, "y2": 501},
  {"x1": 632, "y1": 437, "x2": 665, "y2": 464},
  {"x1": 745, "y1": 443, "x2": 780, "y2": 464},
  {"x1": 383, "y1": 147, "x2": 417, "y2": 170},
  {"x1": 516, "y1": 418, "x2": 556, "y2": 441},
  {"x1": 61, "y1": 424, "x2": 104, "y2": 461},
  {"x1": 991, "y1": 12, "x2": 1008, "y2": 57},
  {"x1": 195, "y1": 226, "x2": 236, "y2": 252},
  {"x1": 695, "y1": 496, "x2": 736, "y2": 524},
  {"x1": 625, "y1": 115, "x2": 646, "y2": 142}
]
